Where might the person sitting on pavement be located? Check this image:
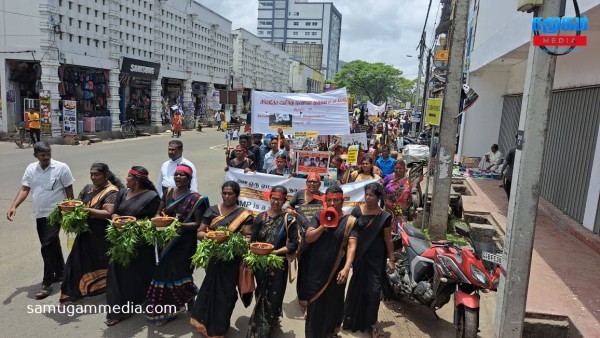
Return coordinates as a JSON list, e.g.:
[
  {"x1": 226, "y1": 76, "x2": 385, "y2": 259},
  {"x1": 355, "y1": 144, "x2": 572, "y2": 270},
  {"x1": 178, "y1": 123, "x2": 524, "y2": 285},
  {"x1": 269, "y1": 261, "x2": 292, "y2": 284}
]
[{"x1": 479, "y1": 144, "x2": 503, "y2": 172}]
